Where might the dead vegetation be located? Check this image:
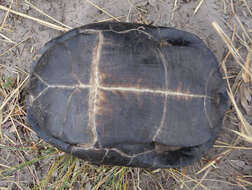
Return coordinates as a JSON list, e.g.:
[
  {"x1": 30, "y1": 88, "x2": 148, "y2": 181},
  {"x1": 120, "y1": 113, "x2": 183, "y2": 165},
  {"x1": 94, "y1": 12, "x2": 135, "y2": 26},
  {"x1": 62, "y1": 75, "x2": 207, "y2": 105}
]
[{"x1": 0, "y1": 0, "x2": 251, "y2": 189}]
